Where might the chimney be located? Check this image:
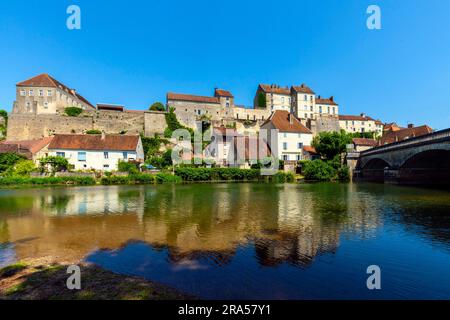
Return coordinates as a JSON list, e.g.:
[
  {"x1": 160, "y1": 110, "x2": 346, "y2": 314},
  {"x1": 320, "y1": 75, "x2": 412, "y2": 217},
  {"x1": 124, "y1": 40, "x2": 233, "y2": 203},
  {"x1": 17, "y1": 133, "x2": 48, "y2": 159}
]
[
  {"x1": 360, "y1": 113, "x2": 366, "y2": 118},
  {"x1": 408, "y1": 123, "x2": 414, "y2": 128},
  {"x1": 330, "y1": 96, "x2": 334, "y2": 102}
]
